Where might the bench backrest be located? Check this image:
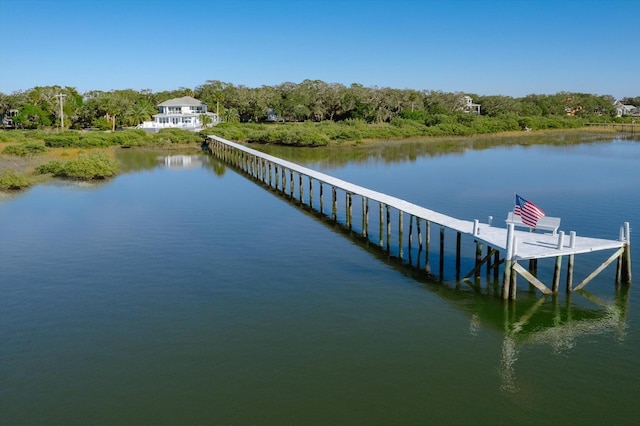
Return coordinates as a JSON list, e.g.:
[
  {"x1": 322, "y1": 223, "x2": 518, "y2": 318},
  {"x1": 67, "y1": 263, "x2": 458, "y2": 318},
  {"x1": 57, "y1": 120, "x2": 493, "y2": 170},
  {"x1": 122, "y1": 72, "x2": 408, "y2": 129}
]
[{"x1": 505, "y1": 212, "x2": 561, "y2": 234}]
